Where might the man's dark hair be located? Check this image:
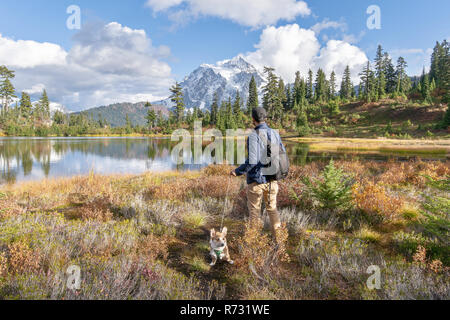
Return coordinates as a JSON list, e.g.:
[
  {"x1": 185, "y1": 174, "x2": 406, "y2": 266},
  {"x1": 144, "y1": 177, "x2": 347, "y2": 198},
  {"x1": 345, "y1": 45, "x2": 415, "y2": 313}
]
[{"x1": 252, "y1": 107, "x2": 267, "y2": 123}]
